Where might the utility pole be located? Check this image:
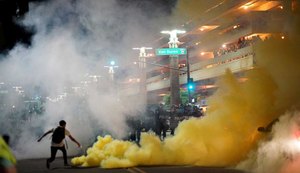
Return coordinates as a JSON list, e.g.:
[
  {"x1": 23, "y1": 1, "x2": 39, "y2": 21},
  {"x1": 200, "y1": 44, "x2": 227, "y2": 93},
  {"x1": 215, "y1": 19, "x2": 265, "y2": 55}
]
[
  {"x1": 161, "y1": 30, "x2": 186, "y2": 106},
  {"x1": 186, "y1": 48, "x2": 191, "y2": 103},
  {"x1": 132, "y1": 47, "x2": 152, "y2": 105}
]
